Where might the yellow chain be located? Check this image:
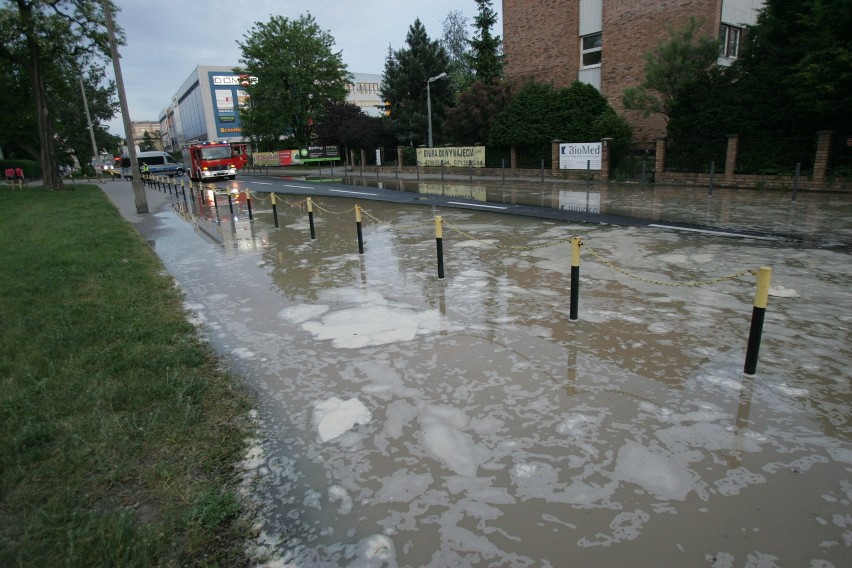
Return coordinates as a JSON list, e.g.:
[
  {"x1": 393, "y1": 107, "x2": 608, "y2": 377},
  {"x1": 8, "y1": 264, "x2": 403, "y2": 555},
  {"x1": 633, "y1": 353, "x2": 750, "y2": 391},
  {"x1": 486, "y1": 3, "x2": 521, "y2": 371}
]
[
  {"x1": 312, "y1": 201, "x2": 357, "y2": 215},
  {"x1": 583, "y1": 243, "x2": 756, "y2": 287},
  {"x1": 361, "y1": 209, "x2": 434, "y2": 230},
  {"x1": 247, "y1": 190, "x2": 271, "y2": 202},
  {"x1": 441, "y1": 219, "x2": 576, "y2": 251}
]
